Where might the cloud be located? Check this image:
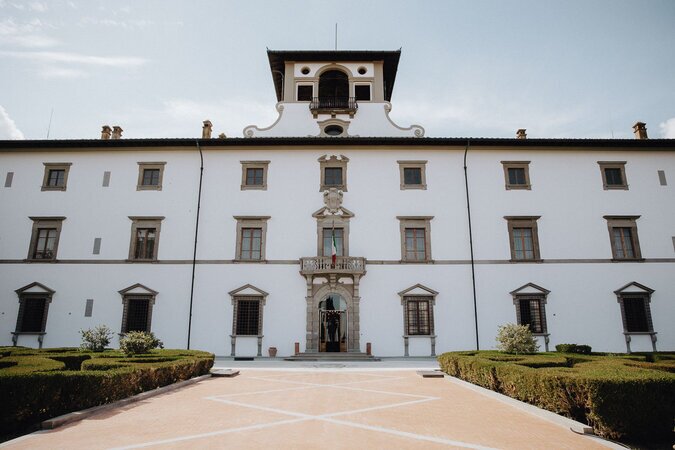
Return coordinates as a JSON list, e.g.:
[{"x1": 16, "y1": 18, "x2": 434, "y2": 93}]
[
  {"x1": 0, "y1": 50, "x2": 147, "y2": 67},
  {"x1": 39, "y1": 66, "x2": 87, "y2": 78},
  {"x1": 659, "y1": 118, "x2": 675, "y2": 138},
  {"x1": 28, "y1": 1, "x2": 47, "y2": 12},
  {"x1": 0, "y1": 105, "x2": 24, "y2": 139},
  {"x1": 0, "y1": 18, "x2": 58, "y2": 48}
]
